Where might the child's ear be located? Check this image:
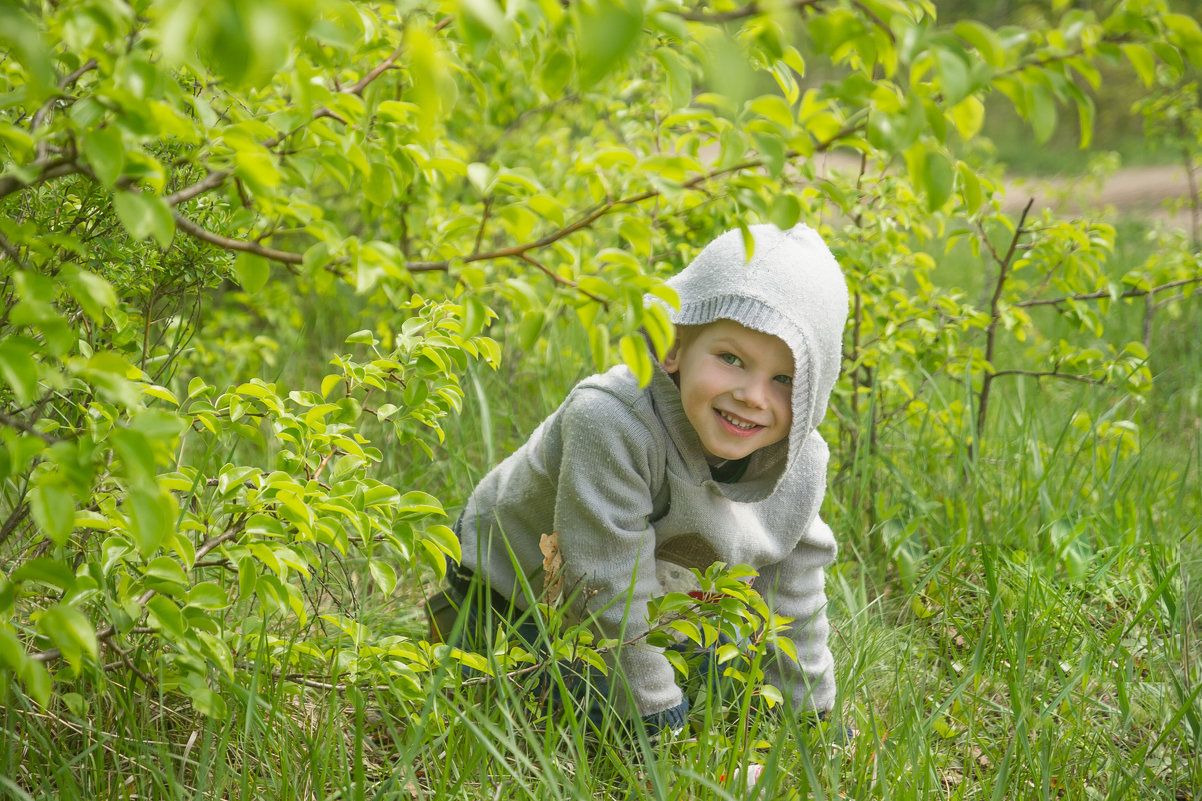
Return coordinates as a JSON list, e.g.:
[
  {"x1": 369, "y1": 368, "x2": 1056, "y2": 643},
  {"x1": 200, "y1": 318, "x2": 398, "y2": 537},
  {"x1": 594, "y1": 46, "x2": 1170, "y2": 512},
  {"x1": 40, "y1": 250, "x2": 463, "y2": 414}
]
[{"x1": 661, "y1": 341, "x2": 682, "y2": 374}]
